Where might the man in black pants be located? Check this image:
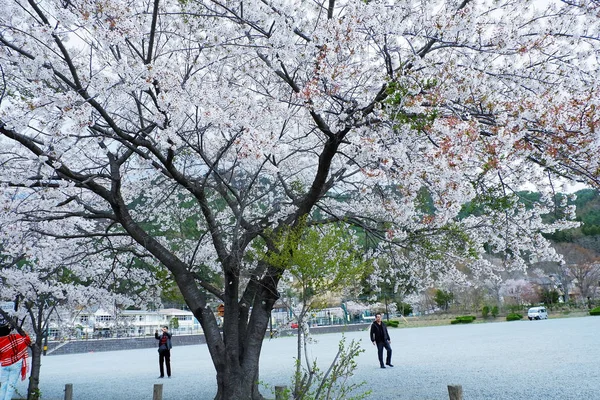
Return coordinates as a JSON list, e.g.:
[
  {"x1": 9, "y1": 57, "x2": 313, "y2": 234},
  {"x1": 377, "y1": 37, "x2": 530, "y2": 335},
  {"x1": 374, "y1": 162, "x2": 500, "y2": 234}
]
[
  {"x1": 155, "y1": 325, "x2": 172, "y2": 378},
  {"x1": 370, "y1": 313, "x2": 393, "y2": 368}
]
